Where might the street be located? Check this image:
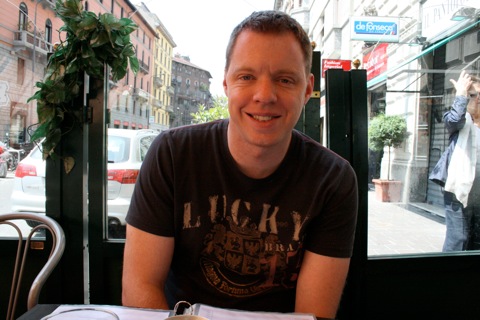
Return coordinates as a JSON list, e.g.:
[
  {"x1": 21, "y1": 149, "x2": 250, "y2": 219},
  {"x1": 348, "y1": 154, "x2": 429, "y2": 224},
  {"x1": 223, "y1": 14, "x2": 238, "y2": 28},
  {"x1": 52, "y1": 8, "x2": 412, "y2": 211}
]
[{"x1": 0, "y1": 171, "x2": 31, "y2": 236}]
